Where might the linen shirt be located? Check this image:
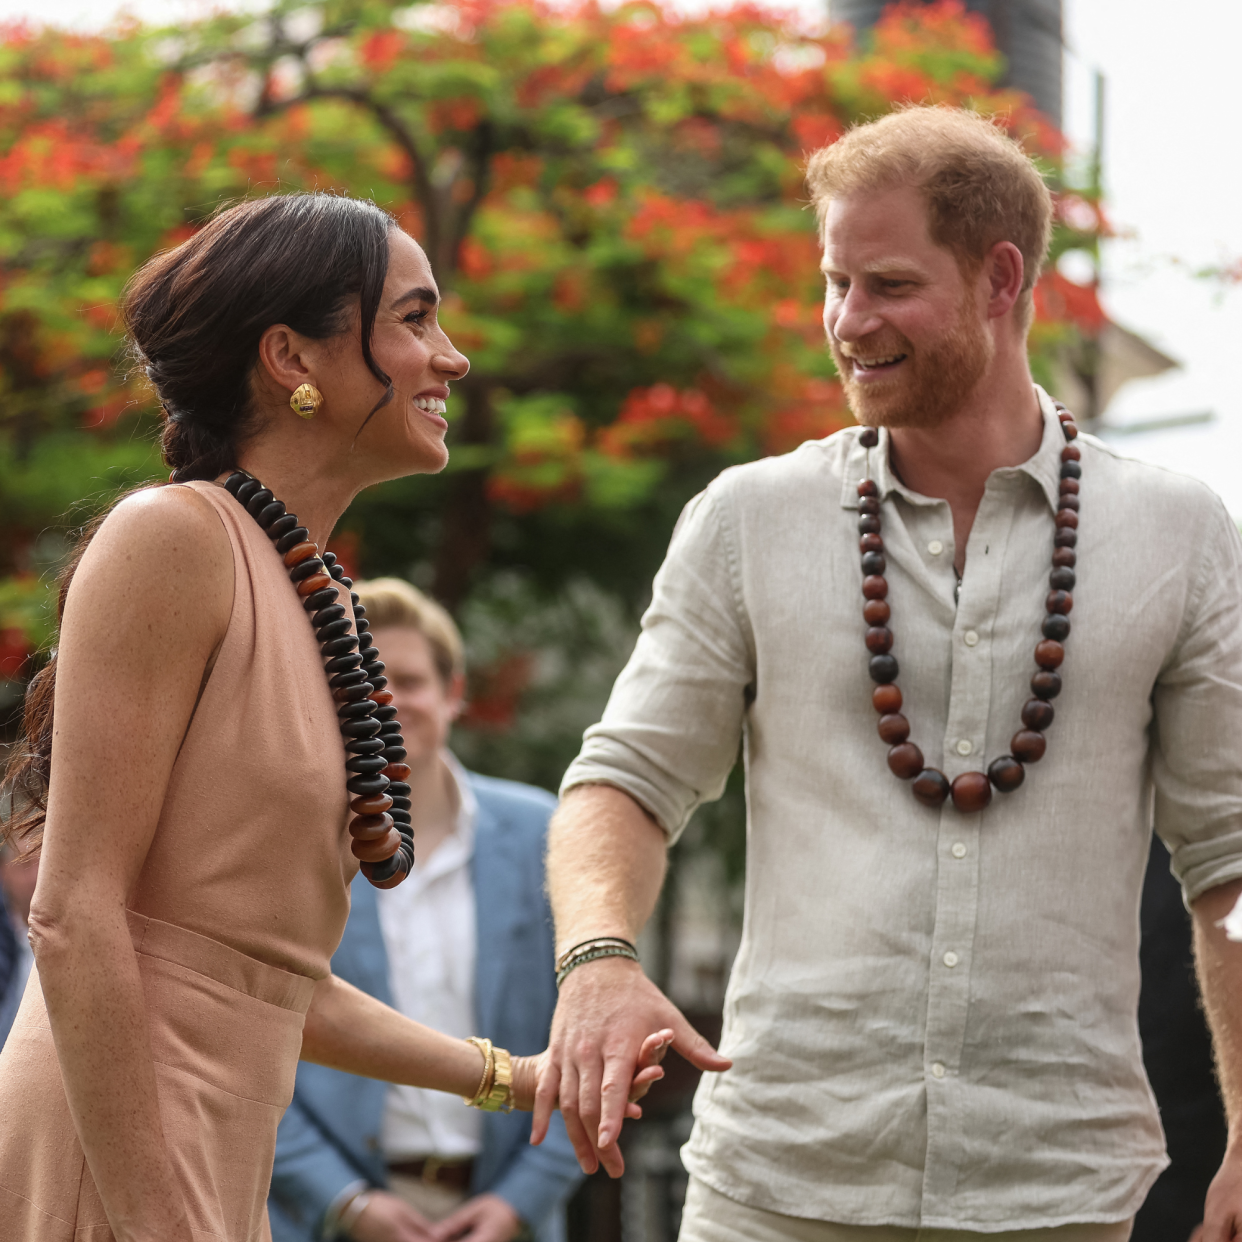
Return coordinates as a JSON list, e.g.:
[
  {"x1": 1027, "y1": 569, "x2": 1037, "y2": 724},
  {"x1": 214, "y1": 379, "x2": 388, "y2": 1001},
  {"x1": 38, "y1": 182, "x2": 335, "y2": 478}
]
[
  {"x1": 378, "y1": 753, "x2": 483, "y2": 1160},
  {"x1": 561, "y1": 388, "x2": 1242, "y2": 1231}
]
